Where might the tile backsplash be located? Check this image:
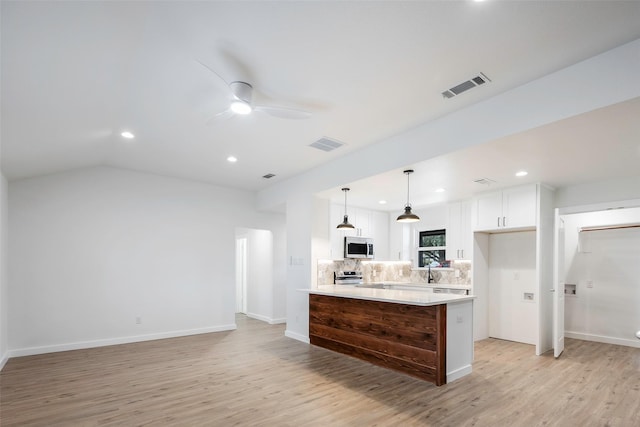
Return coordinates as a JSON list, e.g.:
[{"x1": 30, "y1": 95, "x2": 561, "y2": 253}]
[{"x1": 317, "y1": 259, "x2": 471, "y2": 287}]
